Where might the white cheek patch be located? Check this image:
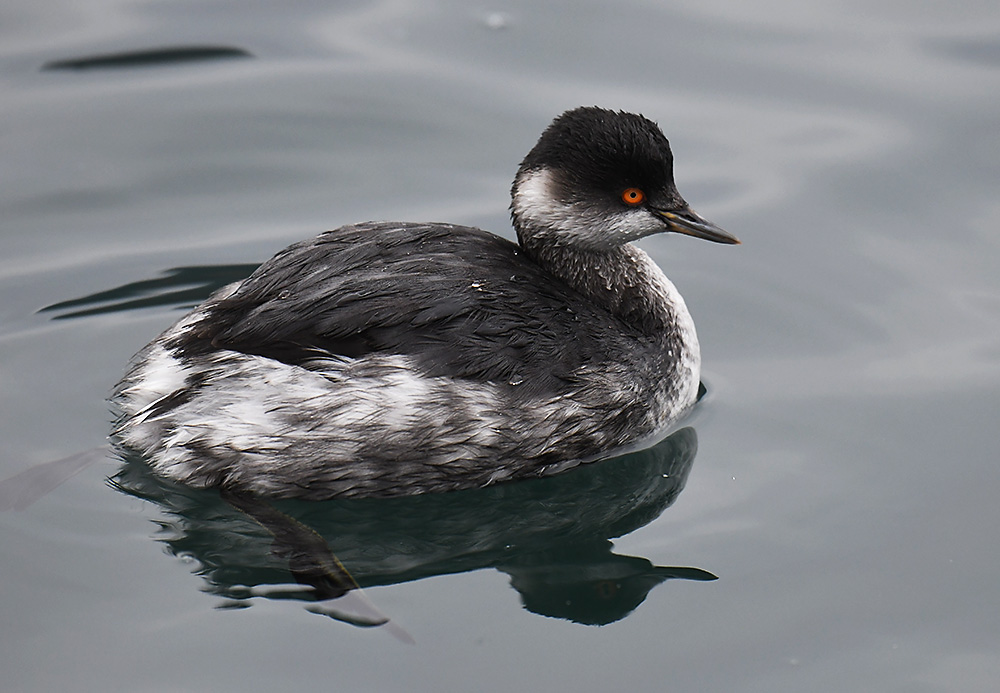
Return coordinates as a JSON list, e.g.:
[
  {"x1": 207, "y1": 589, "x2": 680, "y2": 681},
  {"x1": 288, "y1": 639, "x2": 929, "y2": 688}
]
[
  {"x1": 512, "y1": 168, "x2": 568, "y2": 228},
  {"x1": 512, "y1": 168, "x2": 663, "y2": 248}
]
